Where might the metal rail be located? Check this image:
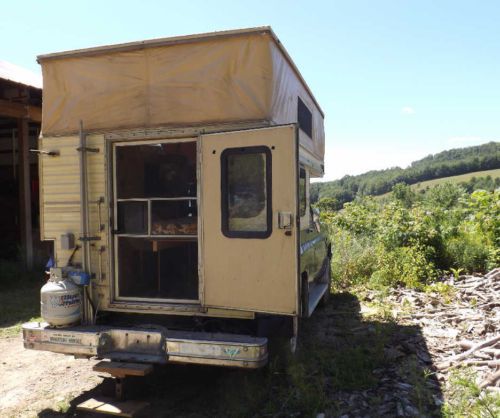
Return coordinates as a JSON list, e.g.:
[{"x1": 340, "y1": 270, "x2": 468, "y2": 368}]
[{"x1": 78, "y1": 121, "x2": 94, "y2": 324}]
